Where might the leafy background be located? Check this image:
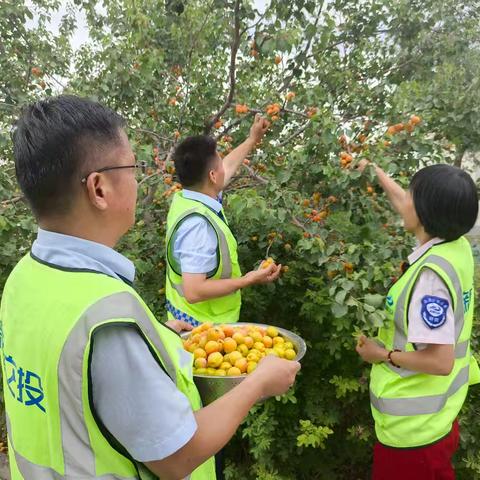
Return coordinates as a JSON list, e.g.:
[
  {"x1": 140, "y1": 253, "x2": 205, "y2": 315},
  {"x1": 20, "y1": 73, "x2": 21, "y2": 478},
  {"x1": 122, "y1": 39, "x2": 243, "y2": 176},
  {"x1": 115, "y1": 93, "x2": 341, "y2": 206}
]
[{"x1": 1, "y1": 1, "x2": 480, "y2": 478}]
